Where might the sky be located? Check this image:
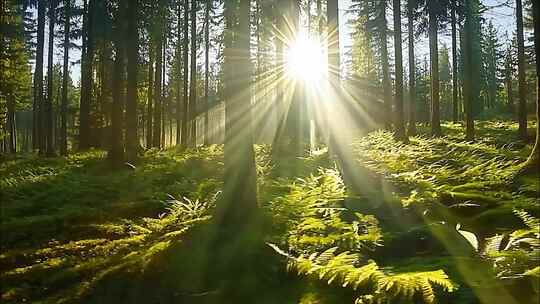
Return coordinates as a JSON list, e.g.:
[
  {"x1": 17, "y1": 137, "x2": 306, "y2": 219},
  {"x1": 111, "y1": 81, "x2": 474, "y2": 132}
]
[{"x1": 38, "y1": 0, "x2": 521, "y2": 85}]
